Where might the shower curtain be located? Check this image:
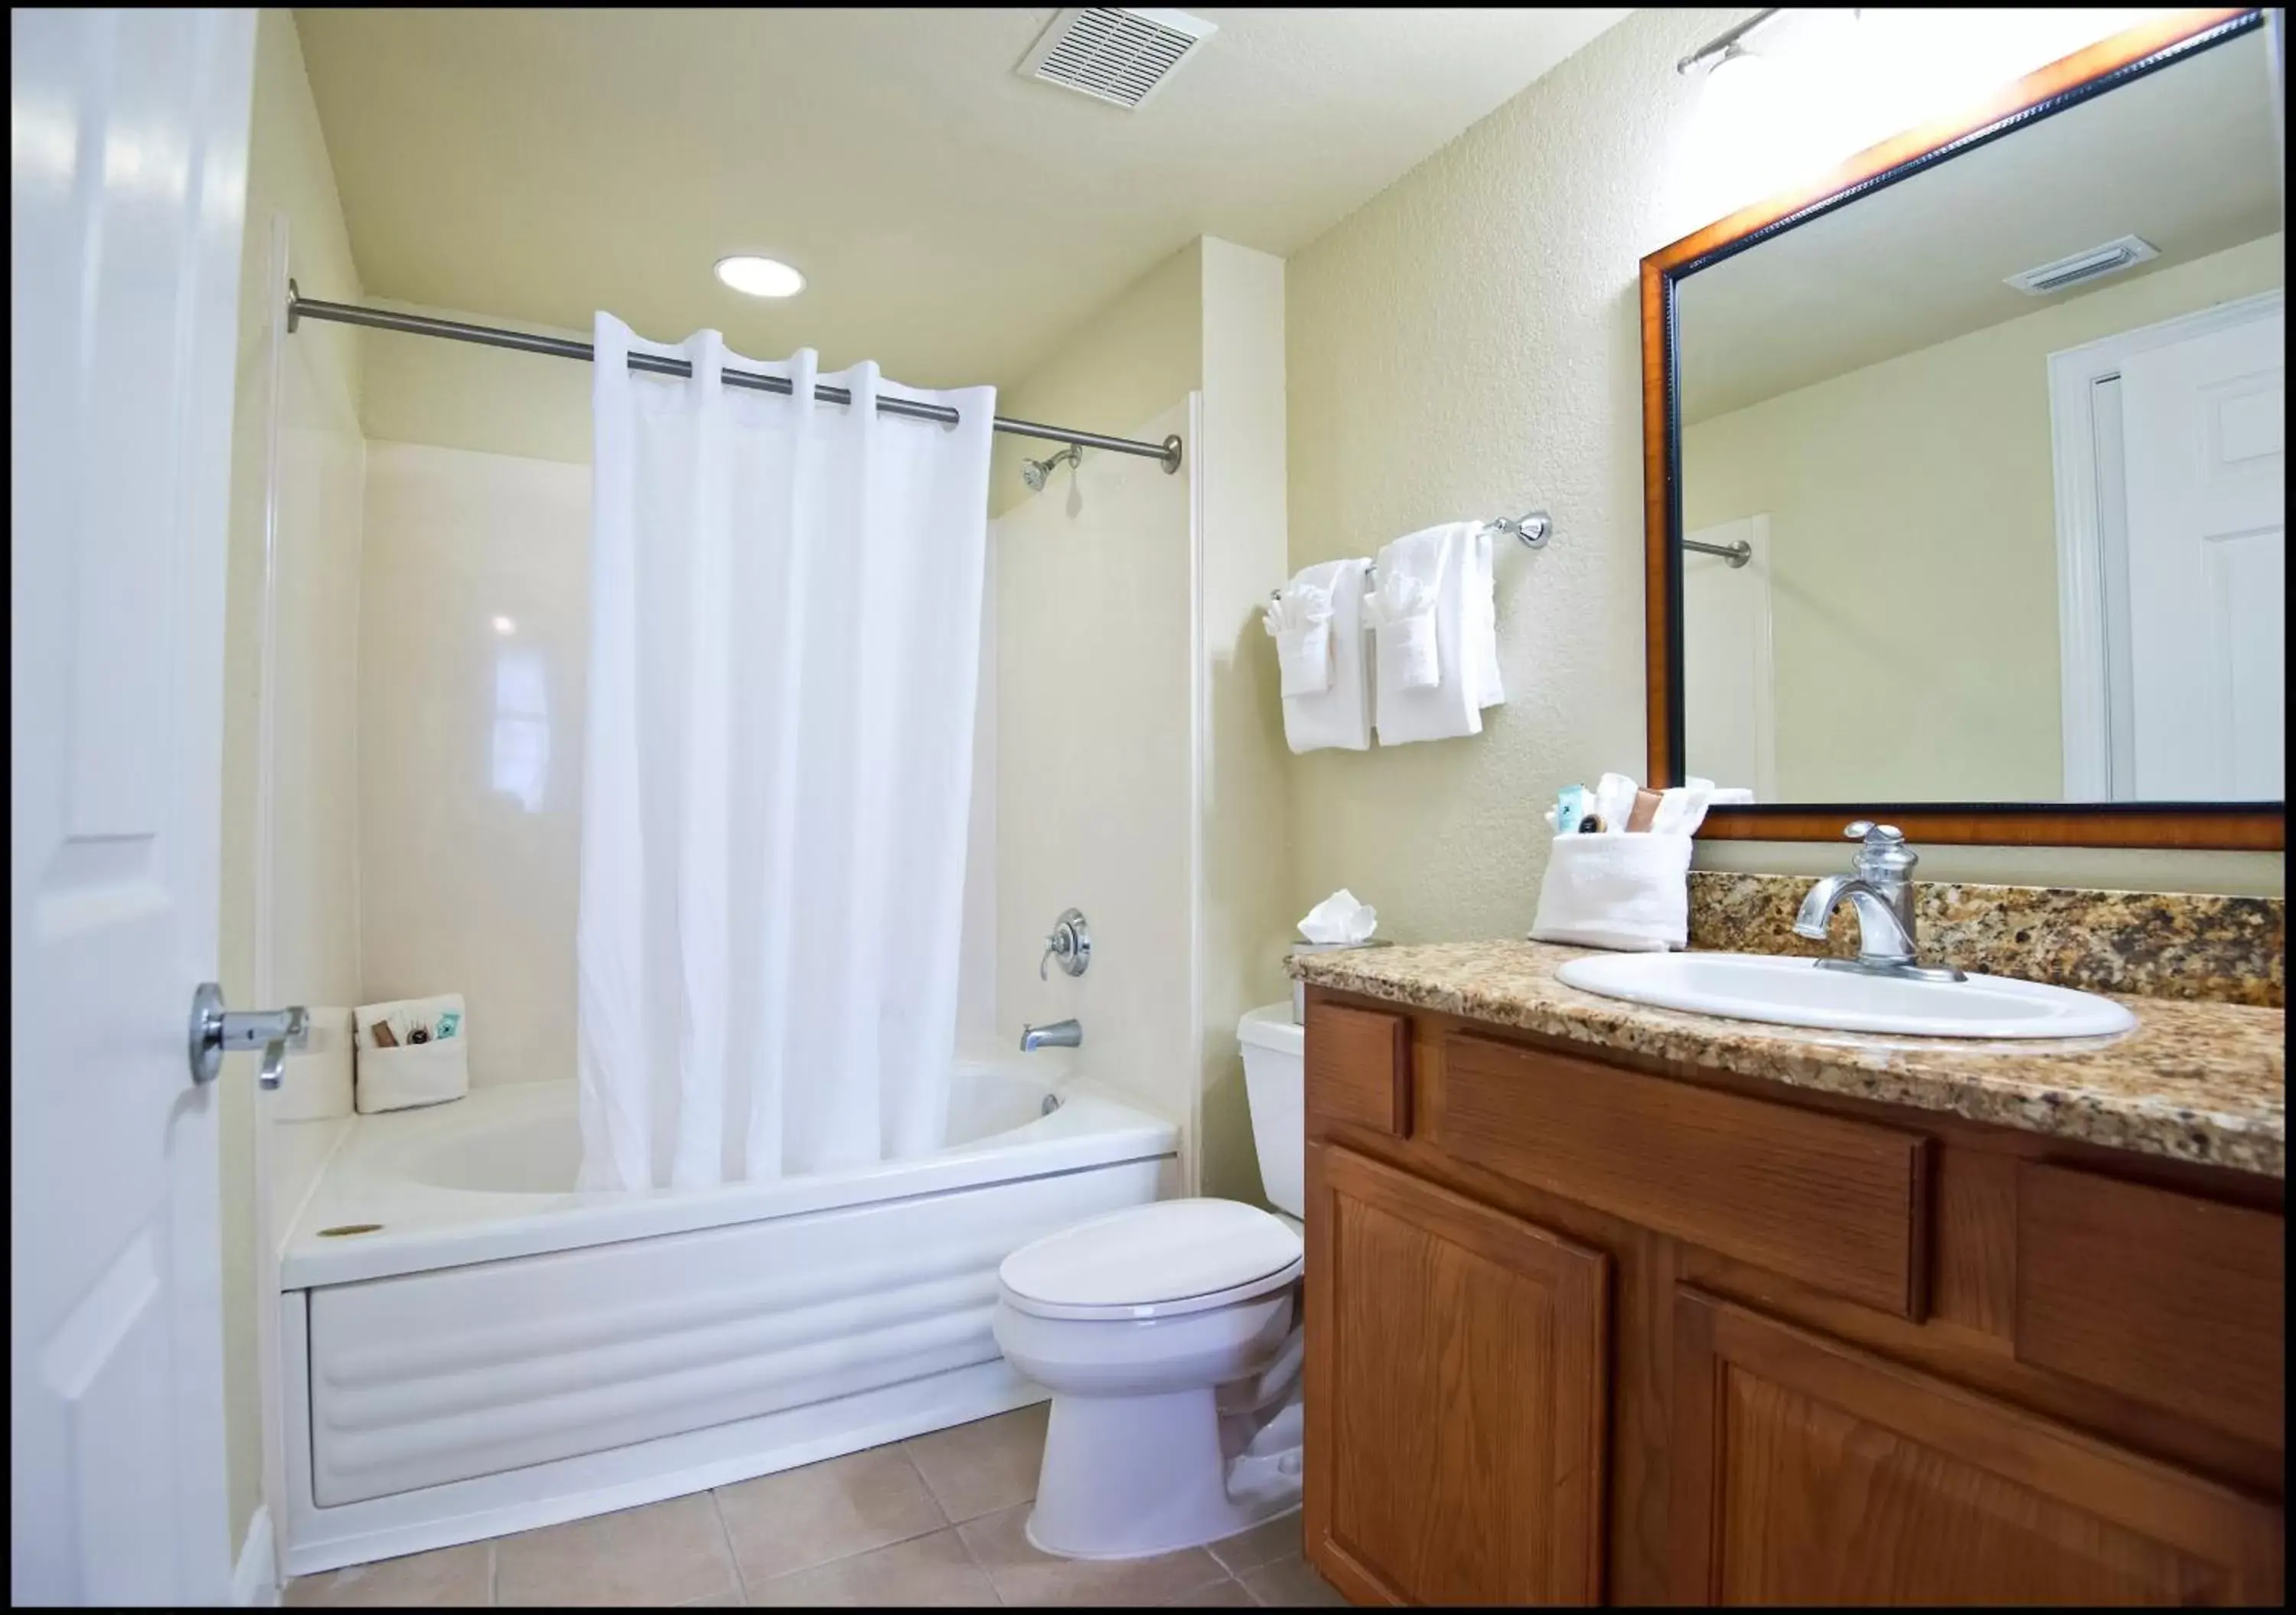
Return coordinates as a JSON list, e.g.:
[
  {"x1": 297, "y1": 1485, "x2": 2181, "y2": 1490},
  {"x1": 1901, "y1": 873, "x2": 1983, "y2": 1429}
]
[{"x1": 576, "y1": 315, "x2": 994, "y2": 1190}]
